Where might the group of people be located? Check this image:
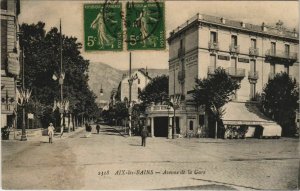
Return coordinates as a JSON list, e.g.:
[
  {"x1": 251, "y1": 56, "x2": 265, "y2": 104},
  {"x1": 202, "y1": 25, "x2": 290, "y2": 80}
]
[
  {"x1": 47, "y1": 121, "x2": 149, "y2": 147},
  {"x1": 85, "y1": 123, "x2": 101, "y2": 137},
  {"x1": 47, "y1": 122, "x2": 102, "y2": 143}
]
